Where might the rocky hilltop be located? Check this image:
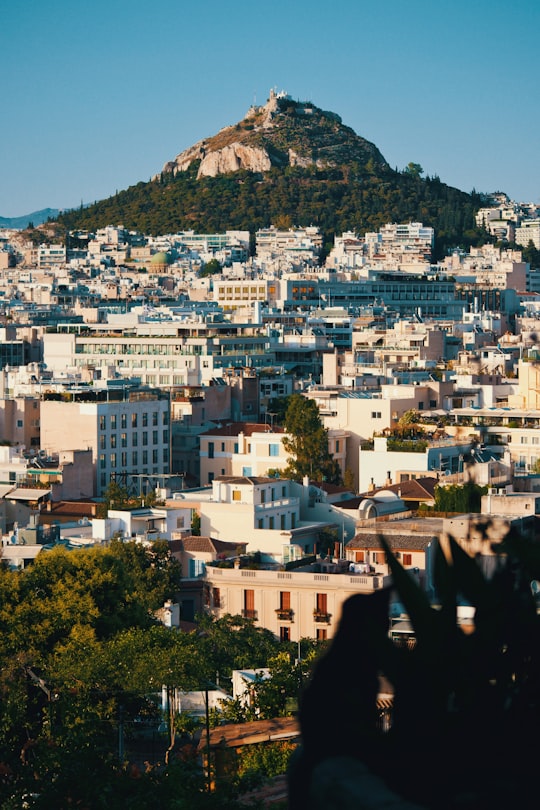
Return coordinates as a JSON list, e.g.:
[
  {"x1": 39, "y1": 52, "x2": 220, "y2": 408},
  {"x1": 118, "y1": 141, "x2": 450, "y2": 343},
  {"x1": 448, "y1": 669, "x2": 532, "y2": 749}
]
[{"x1": 161, "y1": 89, "x2": 388, "y2": 179}]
